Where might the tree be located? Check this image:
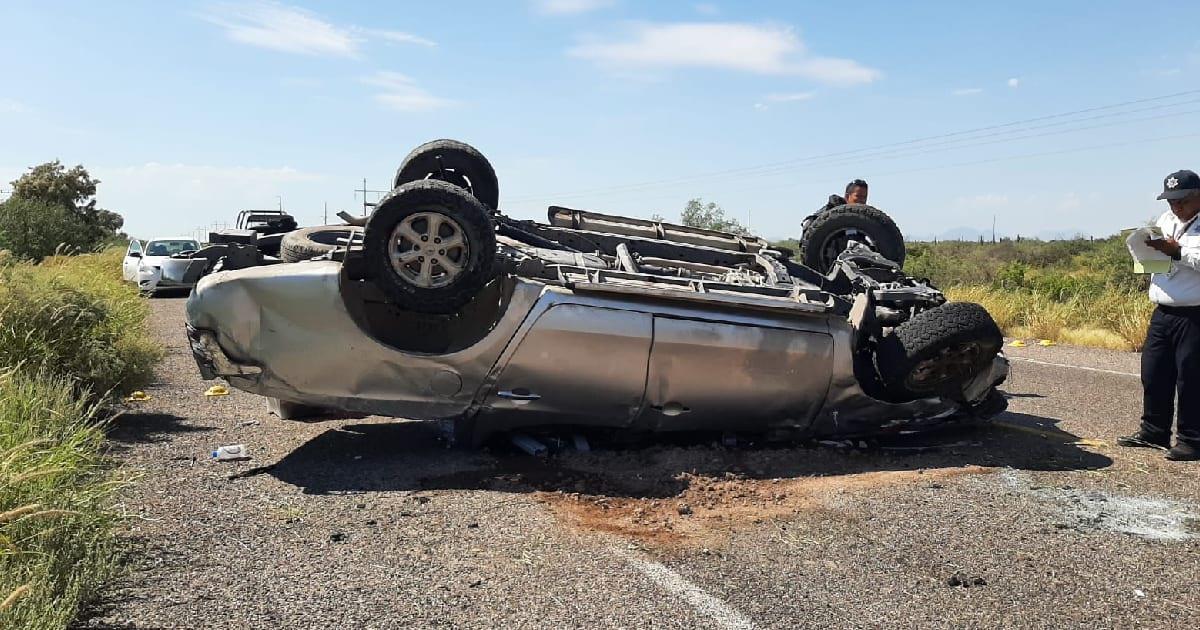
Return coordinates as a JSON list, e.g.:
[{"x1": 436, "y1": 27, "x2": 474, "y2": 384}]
[
  {"x1": 0, "y1": 197, "x2": 96, "y2": 260},
  {"x1": 679, "y1": 198, "x2": 748, "y2": 235},
  {"x1": 8, "y1": 161, "x2": 124, "y2": 246}
]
